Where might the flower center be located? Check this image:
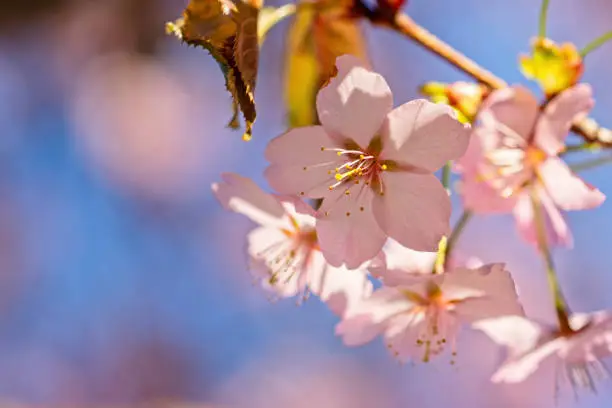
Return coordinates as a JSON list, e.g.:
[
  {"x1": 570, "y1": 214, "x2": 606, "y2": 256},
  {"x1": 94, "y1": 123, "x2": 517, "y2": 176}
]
[
  {"x1": 477, "y1": 144, "x2": 548, "y2": 199},
  {"x1": 323, "y1": 148, "x2": 387, "y2": 193},
  {"x1": 257, "y1": 223, "x2": 318, "y2": 301},
  {"x1": 318, "y1": 137, "x2": 391, "y2": 197},
  {"x1": 400, "y1": 282, "x2": 459, "y2": 364},
  {"x1": 525, "y1": 145, "x2": 547, "y2": 168}
]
